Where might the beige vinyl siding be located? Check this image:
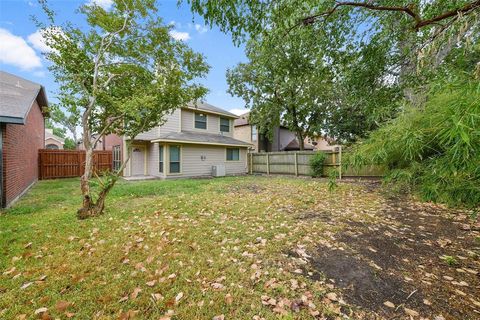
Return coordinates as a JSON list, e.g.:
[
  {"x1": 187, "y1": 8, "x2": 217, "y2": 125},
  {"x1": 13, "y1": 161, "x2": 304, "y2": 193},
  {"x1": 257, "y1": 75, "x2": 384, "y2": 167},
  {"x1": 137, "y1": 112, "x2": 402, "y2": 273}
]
[
  {"x1": 135, "y1": 109, "x2": 181, "y2": 140},
  {"x1": 146, "y1": 142, "x2": 164, "y2": 177},
  {"x1": 163, "y1": 144, "x2": 247, "y2": 178},
  {"x1": 181, "y1": 109, "x2": 233, "y2": 137}
]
